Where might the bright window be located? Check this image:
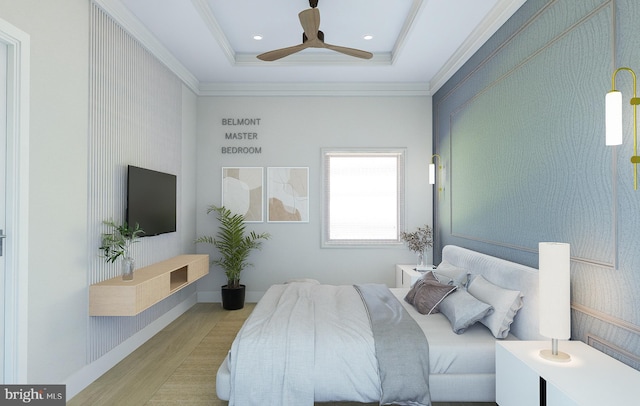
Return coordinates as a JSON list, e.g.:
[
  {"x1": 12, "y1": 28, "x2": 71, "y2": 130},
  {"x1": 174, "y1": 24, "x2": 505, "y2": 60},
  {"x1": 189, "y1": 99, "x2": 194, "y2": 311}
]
[{"x1": 322, "y1": 149, "x2": 405, "y2": 247}]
